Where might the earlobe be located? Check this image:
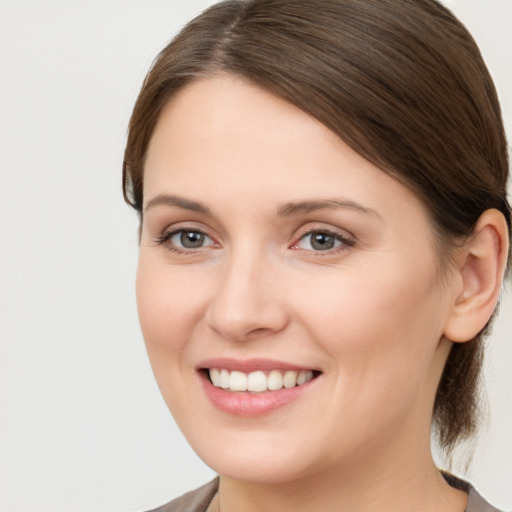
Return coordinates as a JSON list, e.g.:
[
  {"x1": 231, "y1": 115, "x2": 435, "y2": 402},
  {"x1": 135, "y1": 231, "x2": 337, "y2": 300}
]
[{"x1": 443, "y1": 209, "x2": 509, "y2": 343}]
